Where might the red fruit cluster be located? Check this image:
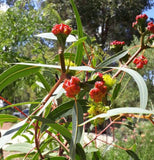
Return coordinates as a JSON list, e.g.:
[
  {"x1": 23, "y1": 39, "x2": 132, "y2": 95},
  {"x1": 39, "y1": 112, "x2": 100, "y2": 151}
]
[
  {"x1": 63, "y1": 76, "x2": 80, "y2": 98},
  {"x1": 148, "y1": 34, "x2": 154, "y2": 40},
  {"x1": 94, "y1": 72, "x2": 103, "y2": 81},
  {"x1": 89, "y1": 78, "x2": 107, "y2": 103},
  {"x1": 147, "y1": 22, "x2": 154, "y2": 34},
  {"x1": 52, "y1": 23, "x2": 72, "y2": 36},
  {"x1": 133, "y1": 55, "x2": 148, "y2": 69},
  {"x1": 136, "y1": 14, "x2": 148, "y2": 21},
  {"x1": 110, "y1": 40, "x2": 125, "y2": 46},
  {"x1": 132, "y1": 14, "x2": 148, "y2": 29}
]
